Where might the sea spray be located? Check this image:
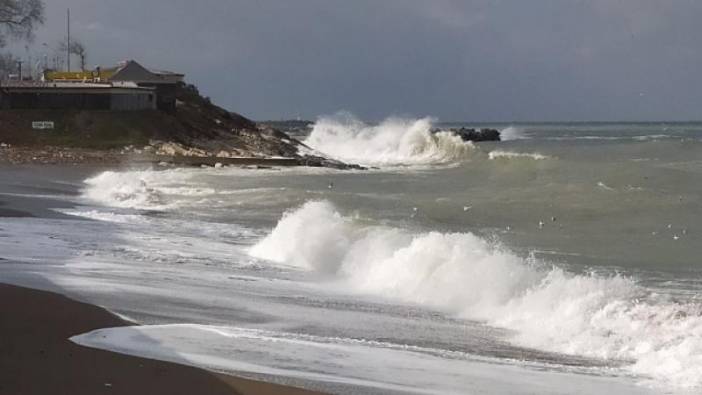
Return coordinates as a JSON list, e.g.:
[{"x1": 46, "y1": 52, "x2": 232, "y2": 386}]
[
  {"x1": 83, "y1": 170, "x2": 167, "y2": 209},
  {"x1": 499, "y1": 126, "x2": 528, "y2": 141},
  {"x1": 303, "y1": 114, "x2": 474, "y2": 166},
  {"x1": 251, "y1": 200, "x2": 702, "y2": 388},
  {"x1": 249, "y1": 201, "x2": 359, "y2": 273}
]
